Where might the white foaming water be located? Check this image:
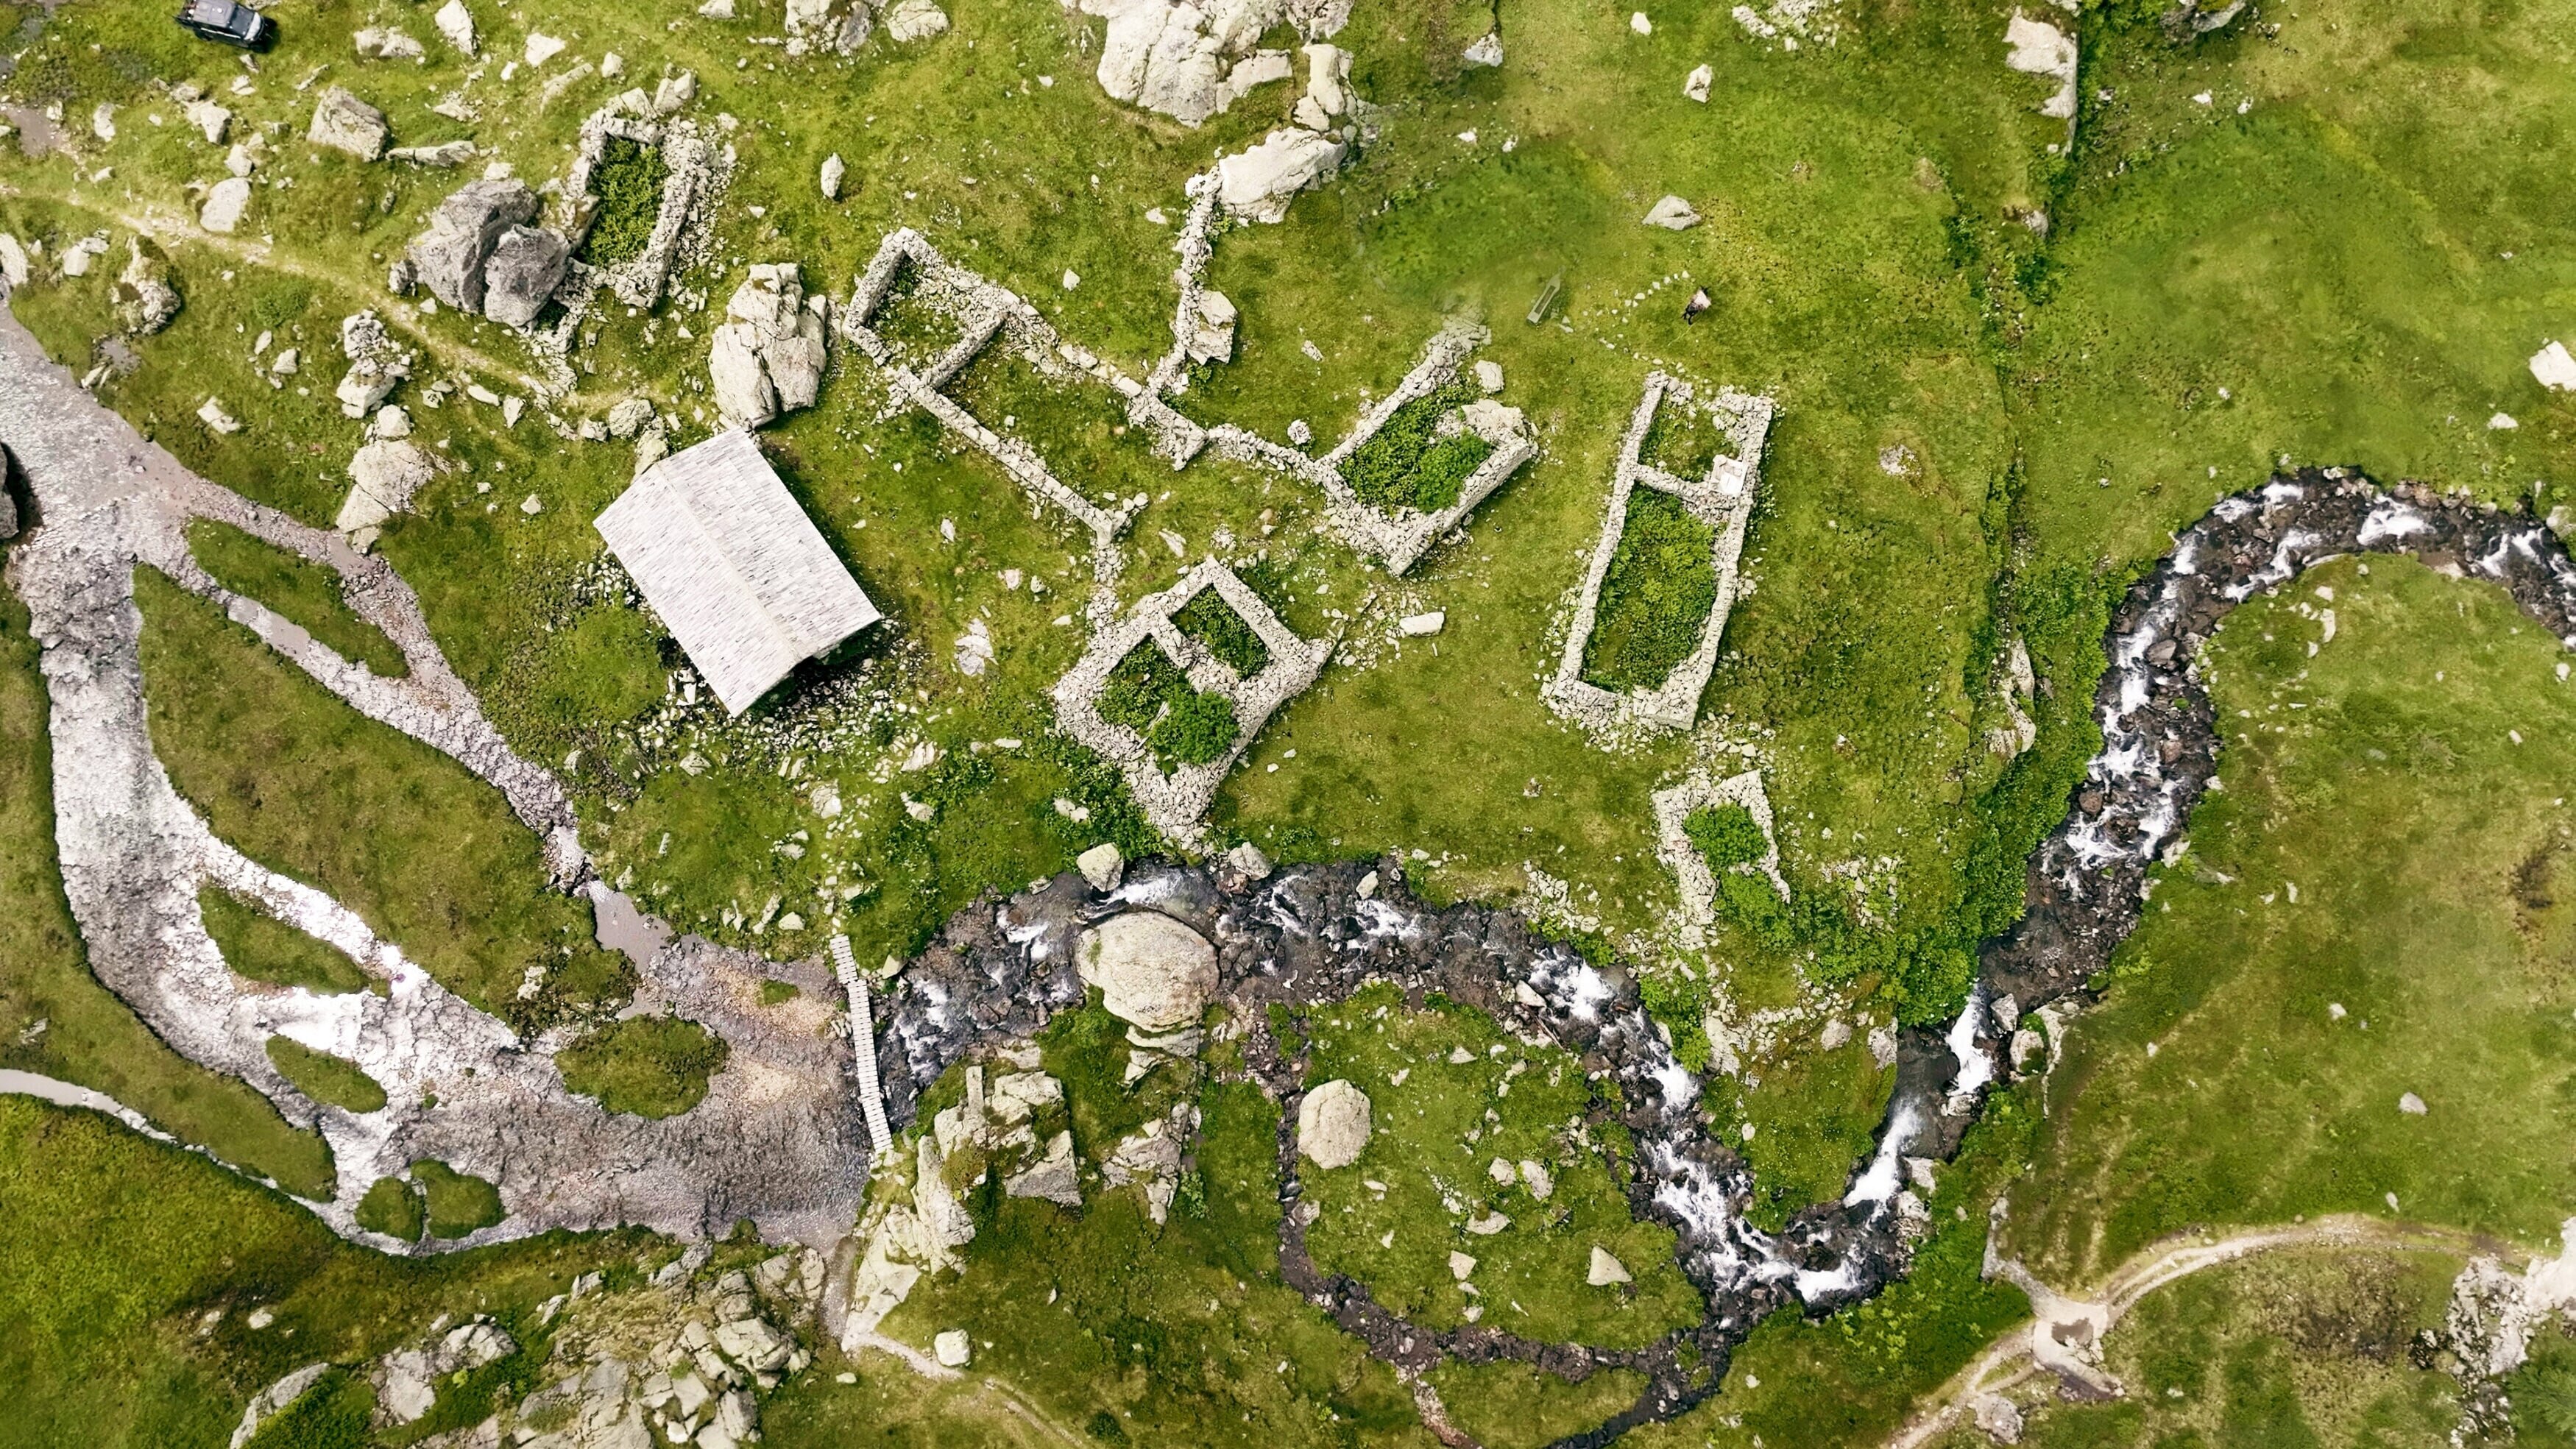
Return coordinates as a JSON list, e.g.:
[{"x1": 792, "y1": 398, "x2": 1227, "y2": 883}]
[
  {"x1": 1945, "y1": 988, "x2": 1993, "y2": 1108},
  {"x1": 1844, "y1": 1096, "x2": 1922, "y2": 1208},
  {"x1": 2358, "y1": 503, "x2": 2428, "y2": 545}
]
